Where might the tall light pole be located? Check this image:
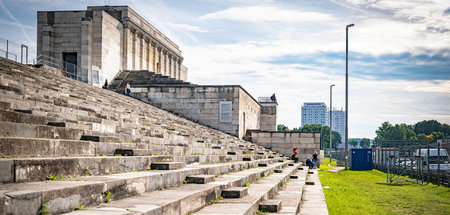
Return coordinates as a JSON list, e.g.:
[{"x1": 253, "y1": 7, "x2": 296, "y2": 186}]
[
  {"x1": 345, "y1": 23, "x2": 355, "y2": 170},
  {"x1": 329, "y1": 84, "x2": 335, "y2": 162}
]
